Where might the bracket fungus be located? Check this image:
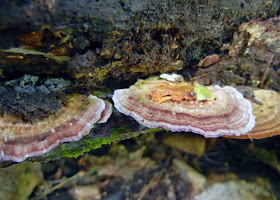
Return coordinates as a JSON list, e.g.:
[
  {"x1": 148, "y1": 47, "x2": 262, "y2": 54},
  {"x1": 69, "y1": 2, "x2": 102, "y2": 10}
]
[
  {"x1": 0, "y1": 95, "x2": 112, "y2": 162},
  {"x1": 226, "y1": 89, "x2": 280, "y2": 139},
  {"x1": 97, "y1": 101, "x2": 112, "y2": 124},
  {"x1": 112, "y1": 76, "x2": 255, "y2": 138}
]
